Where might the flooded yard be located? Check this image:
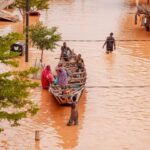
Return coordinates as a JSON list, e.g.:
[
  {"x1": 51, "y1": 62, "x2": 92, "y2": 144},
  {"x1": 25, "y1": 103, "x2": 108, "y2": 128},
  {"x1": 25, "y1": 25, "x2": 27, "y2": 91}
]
[{"x1": 0, "y1": 0, "x2": 150, "y2": 149}]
